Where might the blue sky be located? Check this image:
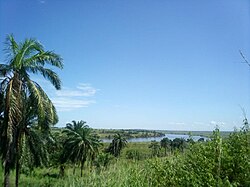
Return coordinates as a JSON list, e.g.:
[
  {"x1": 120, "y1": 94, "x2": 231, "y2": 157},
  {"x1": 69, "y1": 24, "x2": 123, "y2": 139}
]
[{"x1": 1, "y1": 0, "x2": 250, "y2": 131}]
